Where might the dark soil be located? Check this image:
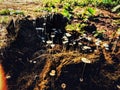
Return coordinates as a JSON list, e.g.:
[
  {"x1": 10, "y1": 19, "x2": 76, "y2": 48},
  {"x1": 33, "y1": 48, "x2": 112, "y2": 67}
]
[{"x1": 0, "y1": 2, "x2": 120, "y2": 90}]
